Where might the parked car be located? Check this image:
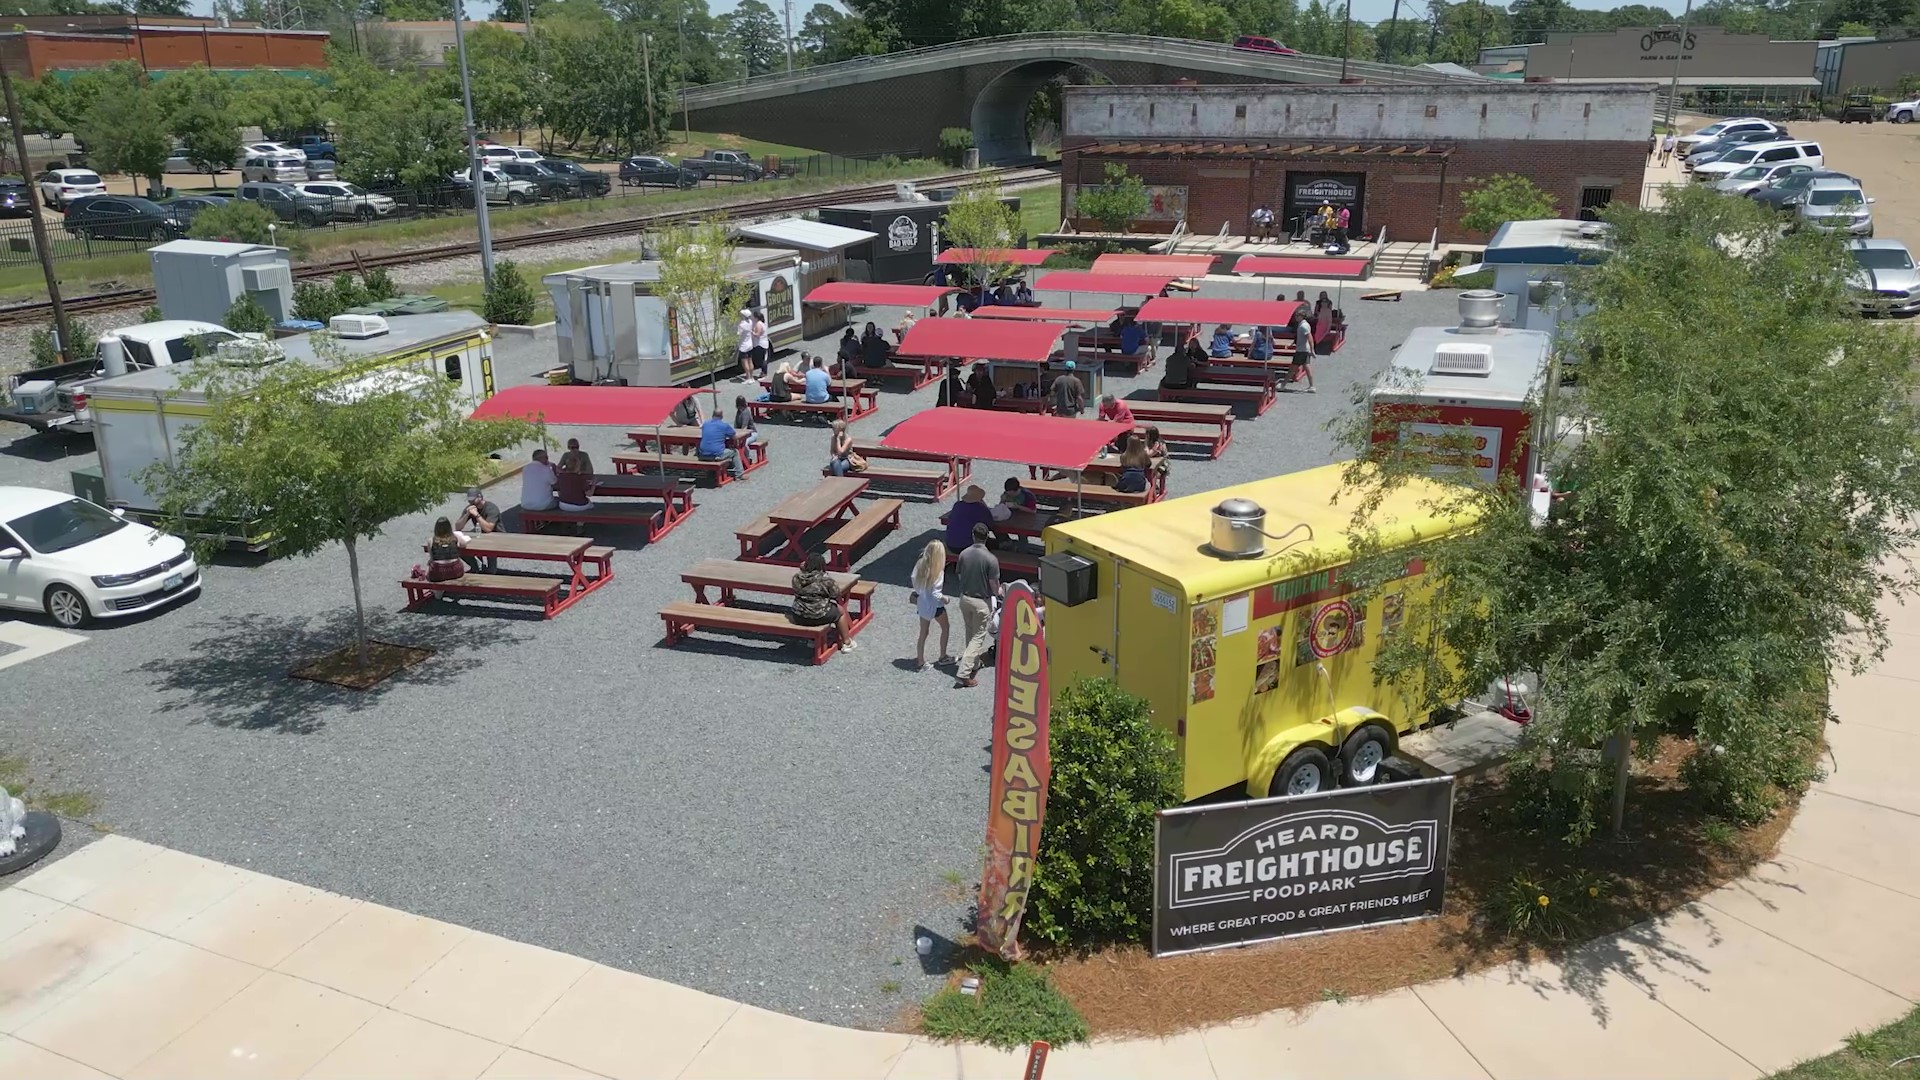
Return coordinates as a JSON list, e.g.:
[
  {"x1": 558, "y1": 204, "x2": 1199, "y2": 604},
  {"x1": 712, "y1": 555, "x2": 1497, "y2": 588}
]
[
  {"x1": 497, "y1": 159, "x2": 577, "y2": 199},
  {"x1": 1840, "y1": 93, "x2": 1878, "y2": 123},
  {"x1": 1888, "y1": 98, "x2": 1919, "y2": 123},
  {"x1": 159, "y1": 194, "x2": 231, "y2": 226},
  {"x1": 36, "y1": 168, "x2": 106, "y2": 209},
  {"x1": 164, "y1": 145, "x2": 236, "y2": 174},
  {"x1": 1750, "y1": 168, "x2": 1855, "y2": 212},
  {"x1": 451, "y1": 166, "x2": 538, "y2": 206},
  {"x1": 538, "y1": 158, "x2": 610, "y2": 196},
  {"x1": 1676, "y1": 117, "x2": 1783, "y2": 155},
  {"x1": 303, "y1": 157, "x2": 338, "y2": 180},
  {"x1": 245, "y1": 141, "x2": 305, "y2": 162},
  {"x1": 1684, "y1": 128, "x2": 1795, "y2": 168},
  {"x1": 62, "y1": 196, "x2": 185, "y2": 242},
  {"x1": 620, "y1": 155, "x2": 700, "y2": 189},
  {"x1": 240, "y1": 155, "x2": 307, "y2": 183},
  {"x1": 683, "y1": 149, "x2": 763, "y2": 181},
  {"x1": 234, "y1": 181, "x2": 334, "y2": 226},
  {"x1": 1689, "y1": 140, "x2": 1825, "y2": 183},
  {"x1": 1846, "y1": 239, "x2": 1920, "y2": 315},
  {"x1": 1713, "y1": 161, "x2": 1815, "y2": 196},
  {"x1": 295, "y1": 181, "x2": 396, "y2": 221},
  {"x1": 475, "y1": 144, "x2": 518, "y2": 166},
  {"x1": 1790, "y1": 177, "x2": 1874, "y2": 236},
  {"x1": 0, "y1": 486, "x2": 201, "y2": 629},
  {"x1": 0, "y1": 179, "x2": 33, "y2": 218},
  {"x1": 288, "y1": 134, "x2": 336, "y2": 159},
  {"x1": 1231, "y1": 34, "x2": 1298, "y2": 54}
]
